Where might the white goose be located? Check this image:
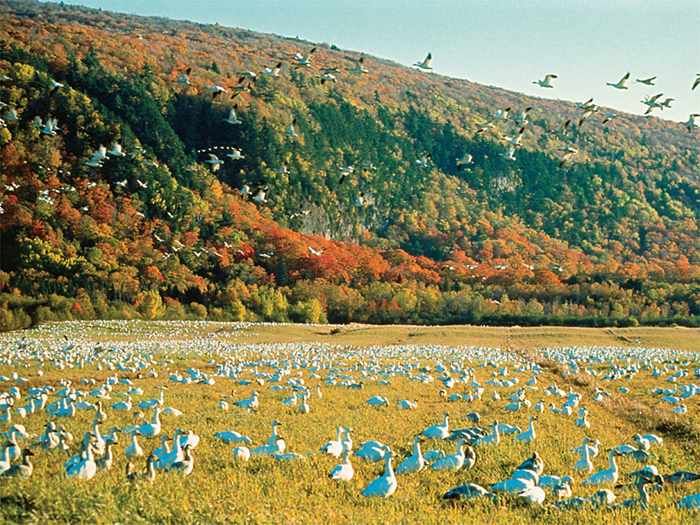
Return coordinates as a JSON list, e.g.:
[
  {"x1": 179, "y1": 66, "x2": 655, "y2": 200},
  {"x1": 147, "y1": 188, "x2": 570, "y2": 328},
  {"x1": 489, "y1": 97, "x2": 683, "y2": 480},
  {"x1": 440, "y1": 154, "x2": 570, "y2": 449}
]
[
  {"x1": 320, "y1": 426, "x2": 345, "y2": 458},
  {"x1": 396, "y1": 436, "x2": 425, "y2": 474},
  {"x1": 533, "y1": 74, "x2": 557, "y2": 88},
  {"x1": 607, "y1": 72, "x2": 631, "y2": 90},
  {"x1": 361, "y1": 447, "x2": 397, "y2": 498},
  {"x1": 431, "y1": 440, "x2": 475, "y2": 472},
  {"x1": 516, "y1": 416, "x2": 537, "y2": 443},
  {"x1": 413, "y1": 52, "x2": 433, "y2": 71},
  {"x1": 125, "y1": 431, "x2": 144, "y2": 458},
  {"x1": 234, "y1": 391, "x2": 259, "y2": 412},
  {"x1": 232, "y1": 446, "x2": 251, "y2": 462},
  {"x1": 635, "y1": 76, "x2": 656, "y2": 86},
  {"x1": 422, "y1": 413, "x2": 449, "y2": 439},
  {"x1": 204, "y1": 153, "x2": 224, "y2": 172},
  {"x1": 583, "y1": 450, "x2": 621, "y2": 486},
  {"x1": 224, "y1": 107, "x2": 242, "y2": 125},
  {"x1": 354, "y1": 440, "x2": 387, "y2": 462},
  {"x1": 329, "y1": 445, "x2": 354, "y2": 481},
  {"x1": 137, "y1": 407, "x2": 162, "y2": 438}
]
